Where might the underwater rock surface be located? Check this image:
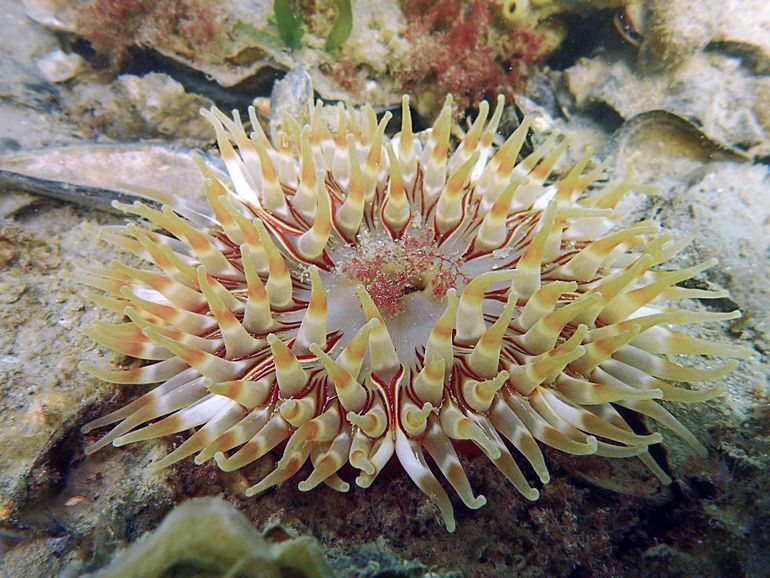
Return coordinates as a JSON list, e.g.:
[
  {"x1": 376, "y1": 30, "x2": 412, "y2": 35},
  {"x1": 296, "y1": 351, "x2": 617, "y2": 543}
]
[
  {"x1": 637, "y1": 0, "x2": 770, "y2": 73},
  {"x1": 0, "y1": 0, "x2": 768, "y2": 576},
  {"x1": 566, "y1": 53, "x2": 770, "y2": 158},
  {"x1": 22, "y1": 0, "x2": 413, "y2": 109}
]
